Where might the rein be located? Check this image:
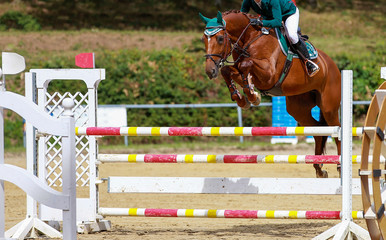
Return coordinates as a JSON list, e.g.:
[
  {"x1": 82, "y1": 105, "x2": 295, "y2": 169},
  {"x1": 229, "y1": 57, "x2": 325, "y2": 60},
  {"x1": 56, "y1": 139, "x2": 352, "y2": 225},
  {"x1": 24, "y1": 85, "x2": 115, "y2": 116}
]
[{"x1": 226, "y1": 22, "x2": 253, "y2": 63}]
